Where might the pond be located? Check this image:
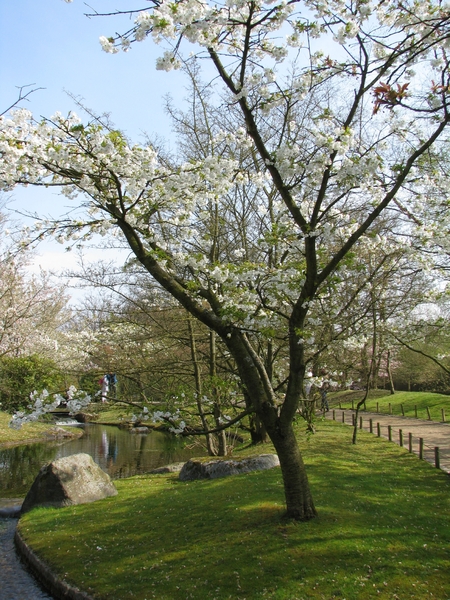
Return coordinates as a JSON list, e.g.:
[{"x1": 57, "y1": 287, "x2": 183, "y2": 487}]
[
  {"x1": 0, "y1": 423, "x2": 205, "y2": 499},
  {"x1": 0, "y1": 424, "x2": 205, "y2": 600}
]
